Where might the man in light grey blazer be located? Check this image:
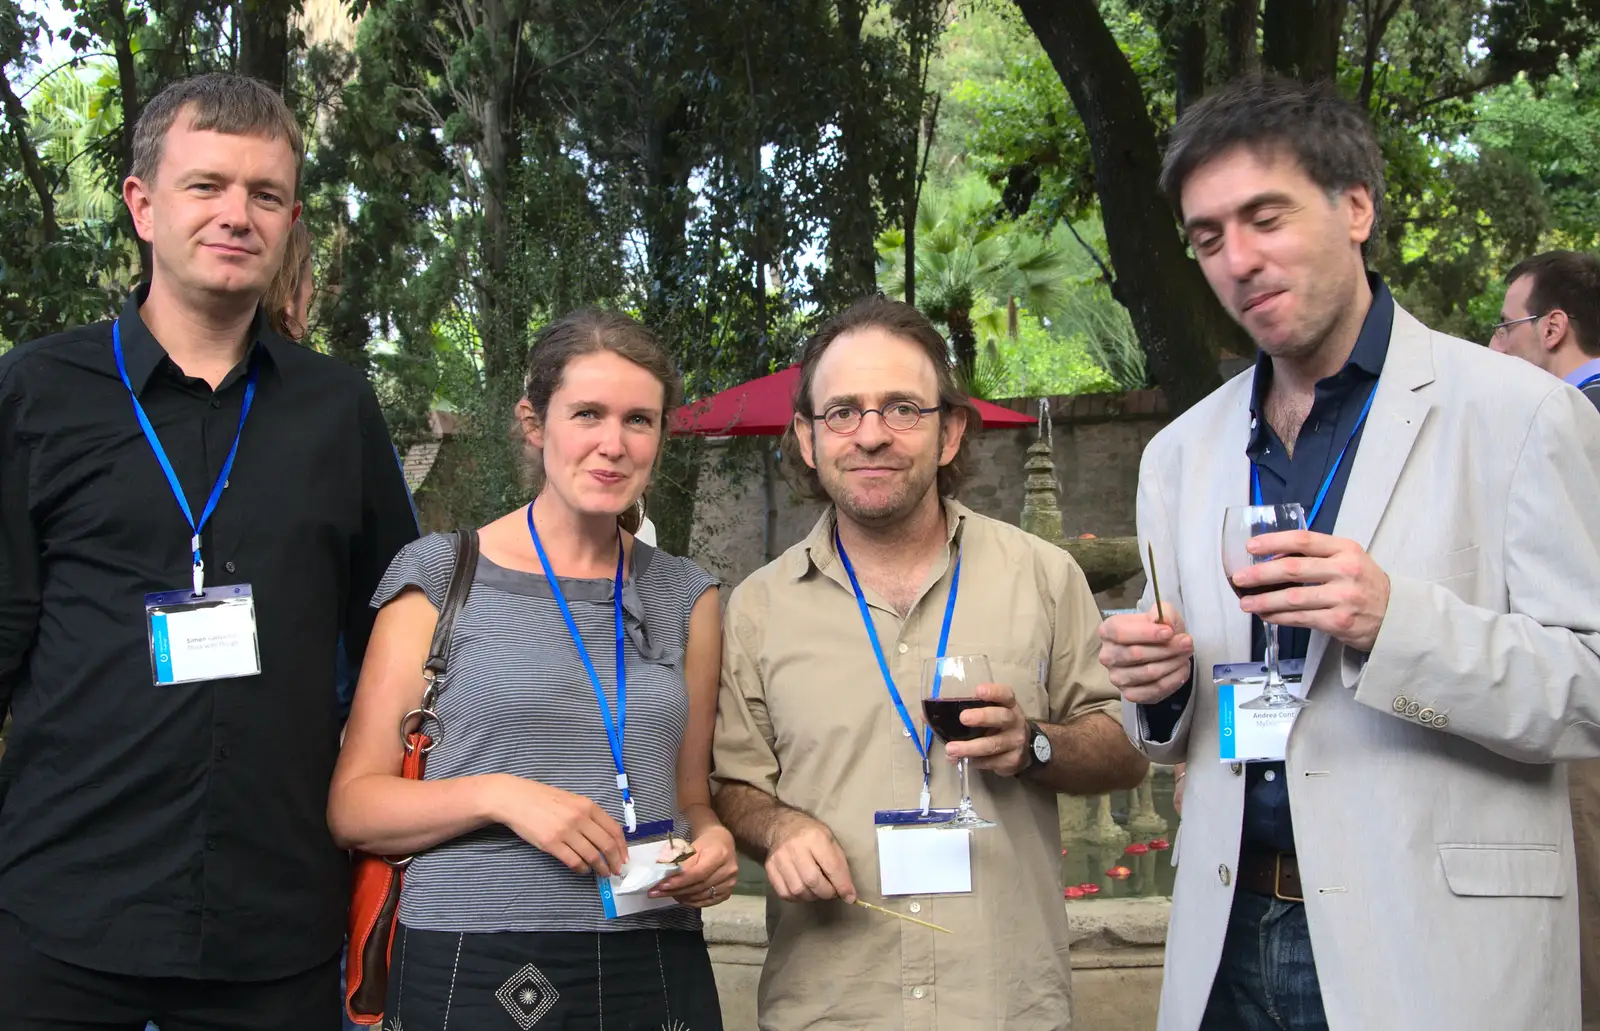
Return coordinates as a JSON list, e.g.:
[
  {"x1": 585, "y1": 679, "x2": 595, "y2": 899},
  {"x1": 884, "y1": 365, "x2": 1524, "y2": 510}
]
[{"x1": 1098, "y1": 77, "x2": 1600, "y2": 1031}]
